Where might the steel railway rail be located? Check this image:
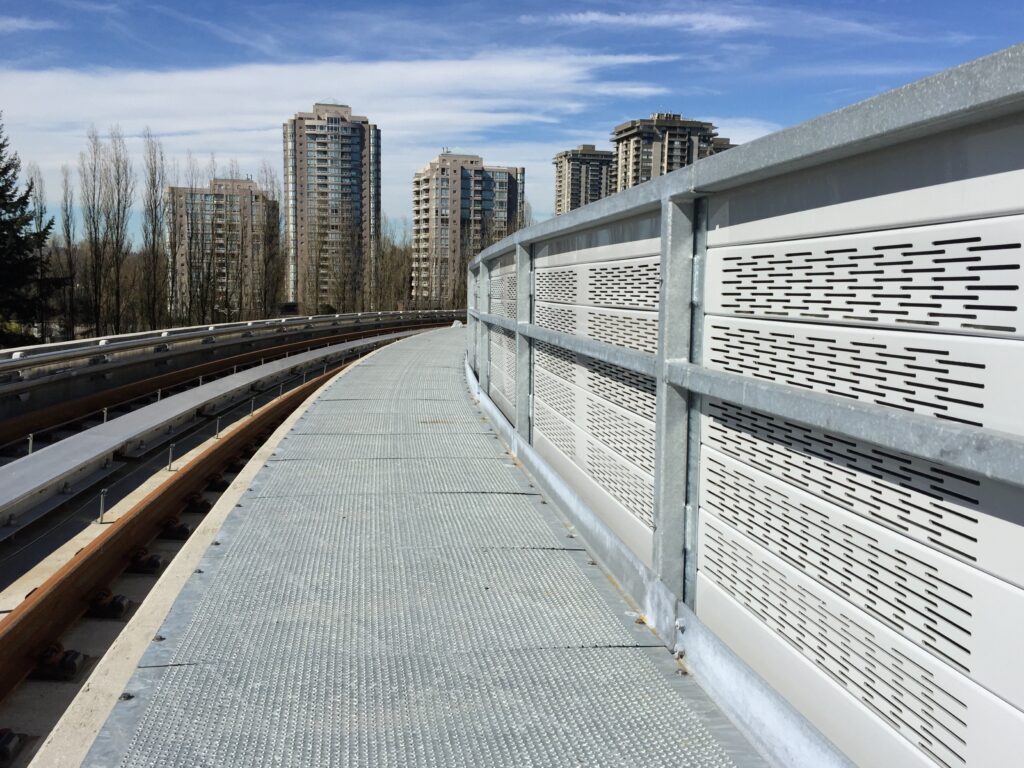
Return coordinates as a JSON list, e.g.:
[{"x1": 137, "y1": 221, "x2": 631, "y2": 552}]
[
  {"x1": 0, "y1": 326, "x2": 446, "y2": 558},
  {"x1": 0, "y1": 316, "x2": 457, "y2": 461},
  {"x1": 0, "y1": 310, "x2": 460, "y2": 427}
]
